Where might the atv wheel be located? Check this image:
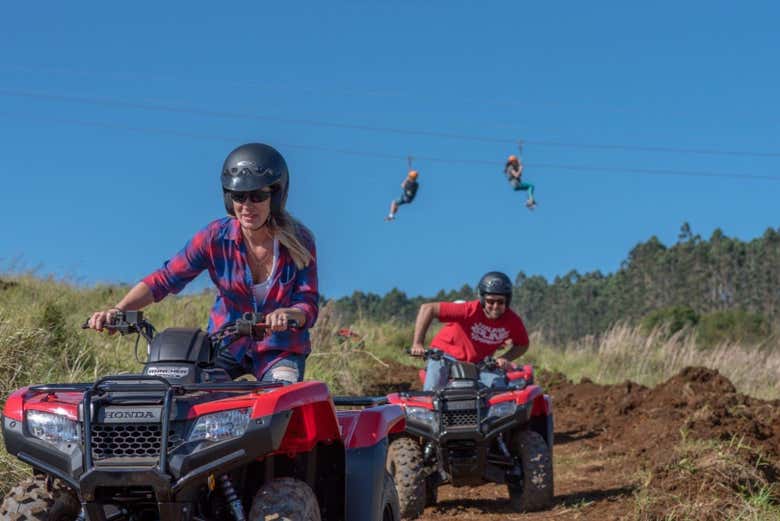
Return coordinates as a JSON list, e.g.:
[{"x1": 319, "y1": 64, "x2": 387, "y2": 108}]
[
  {"x1": 248, "y1": 478, "x2": 321, "y2": 521},
  {"x1": 386, "y1": 437, "x2": 426, "y2": 519},
  {"x1": 0, "y1": 477, "x2": 80, "y2": 521},
  {"x1": 380, "y1": 471, "x2": 401, "y2": 521},
  {"x1": 508, "y1": 430, "x2": 554, "y2": 512}
]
